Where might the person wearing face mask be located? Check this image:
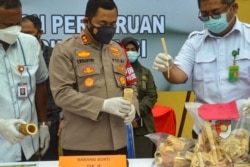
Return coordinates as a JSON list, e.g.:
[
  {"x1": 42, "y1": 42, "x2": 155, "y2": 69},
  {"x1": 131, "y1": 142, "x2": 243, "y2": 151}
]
[
  {"x1": 49, "y1": 0, "x2": 138, "y2": 157},
  {"x1": 0, "y1": 0, "x2": 50, "y2": 162},
  {"x1": 153, "y1": 0, "x2": 250, "y2": 139},
  {"x1": 121, "y1": 37, "x2": 158, "y2": 158},
  {"x1": 21, "y1": 15, "x2": 62, "y2": 161}
]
